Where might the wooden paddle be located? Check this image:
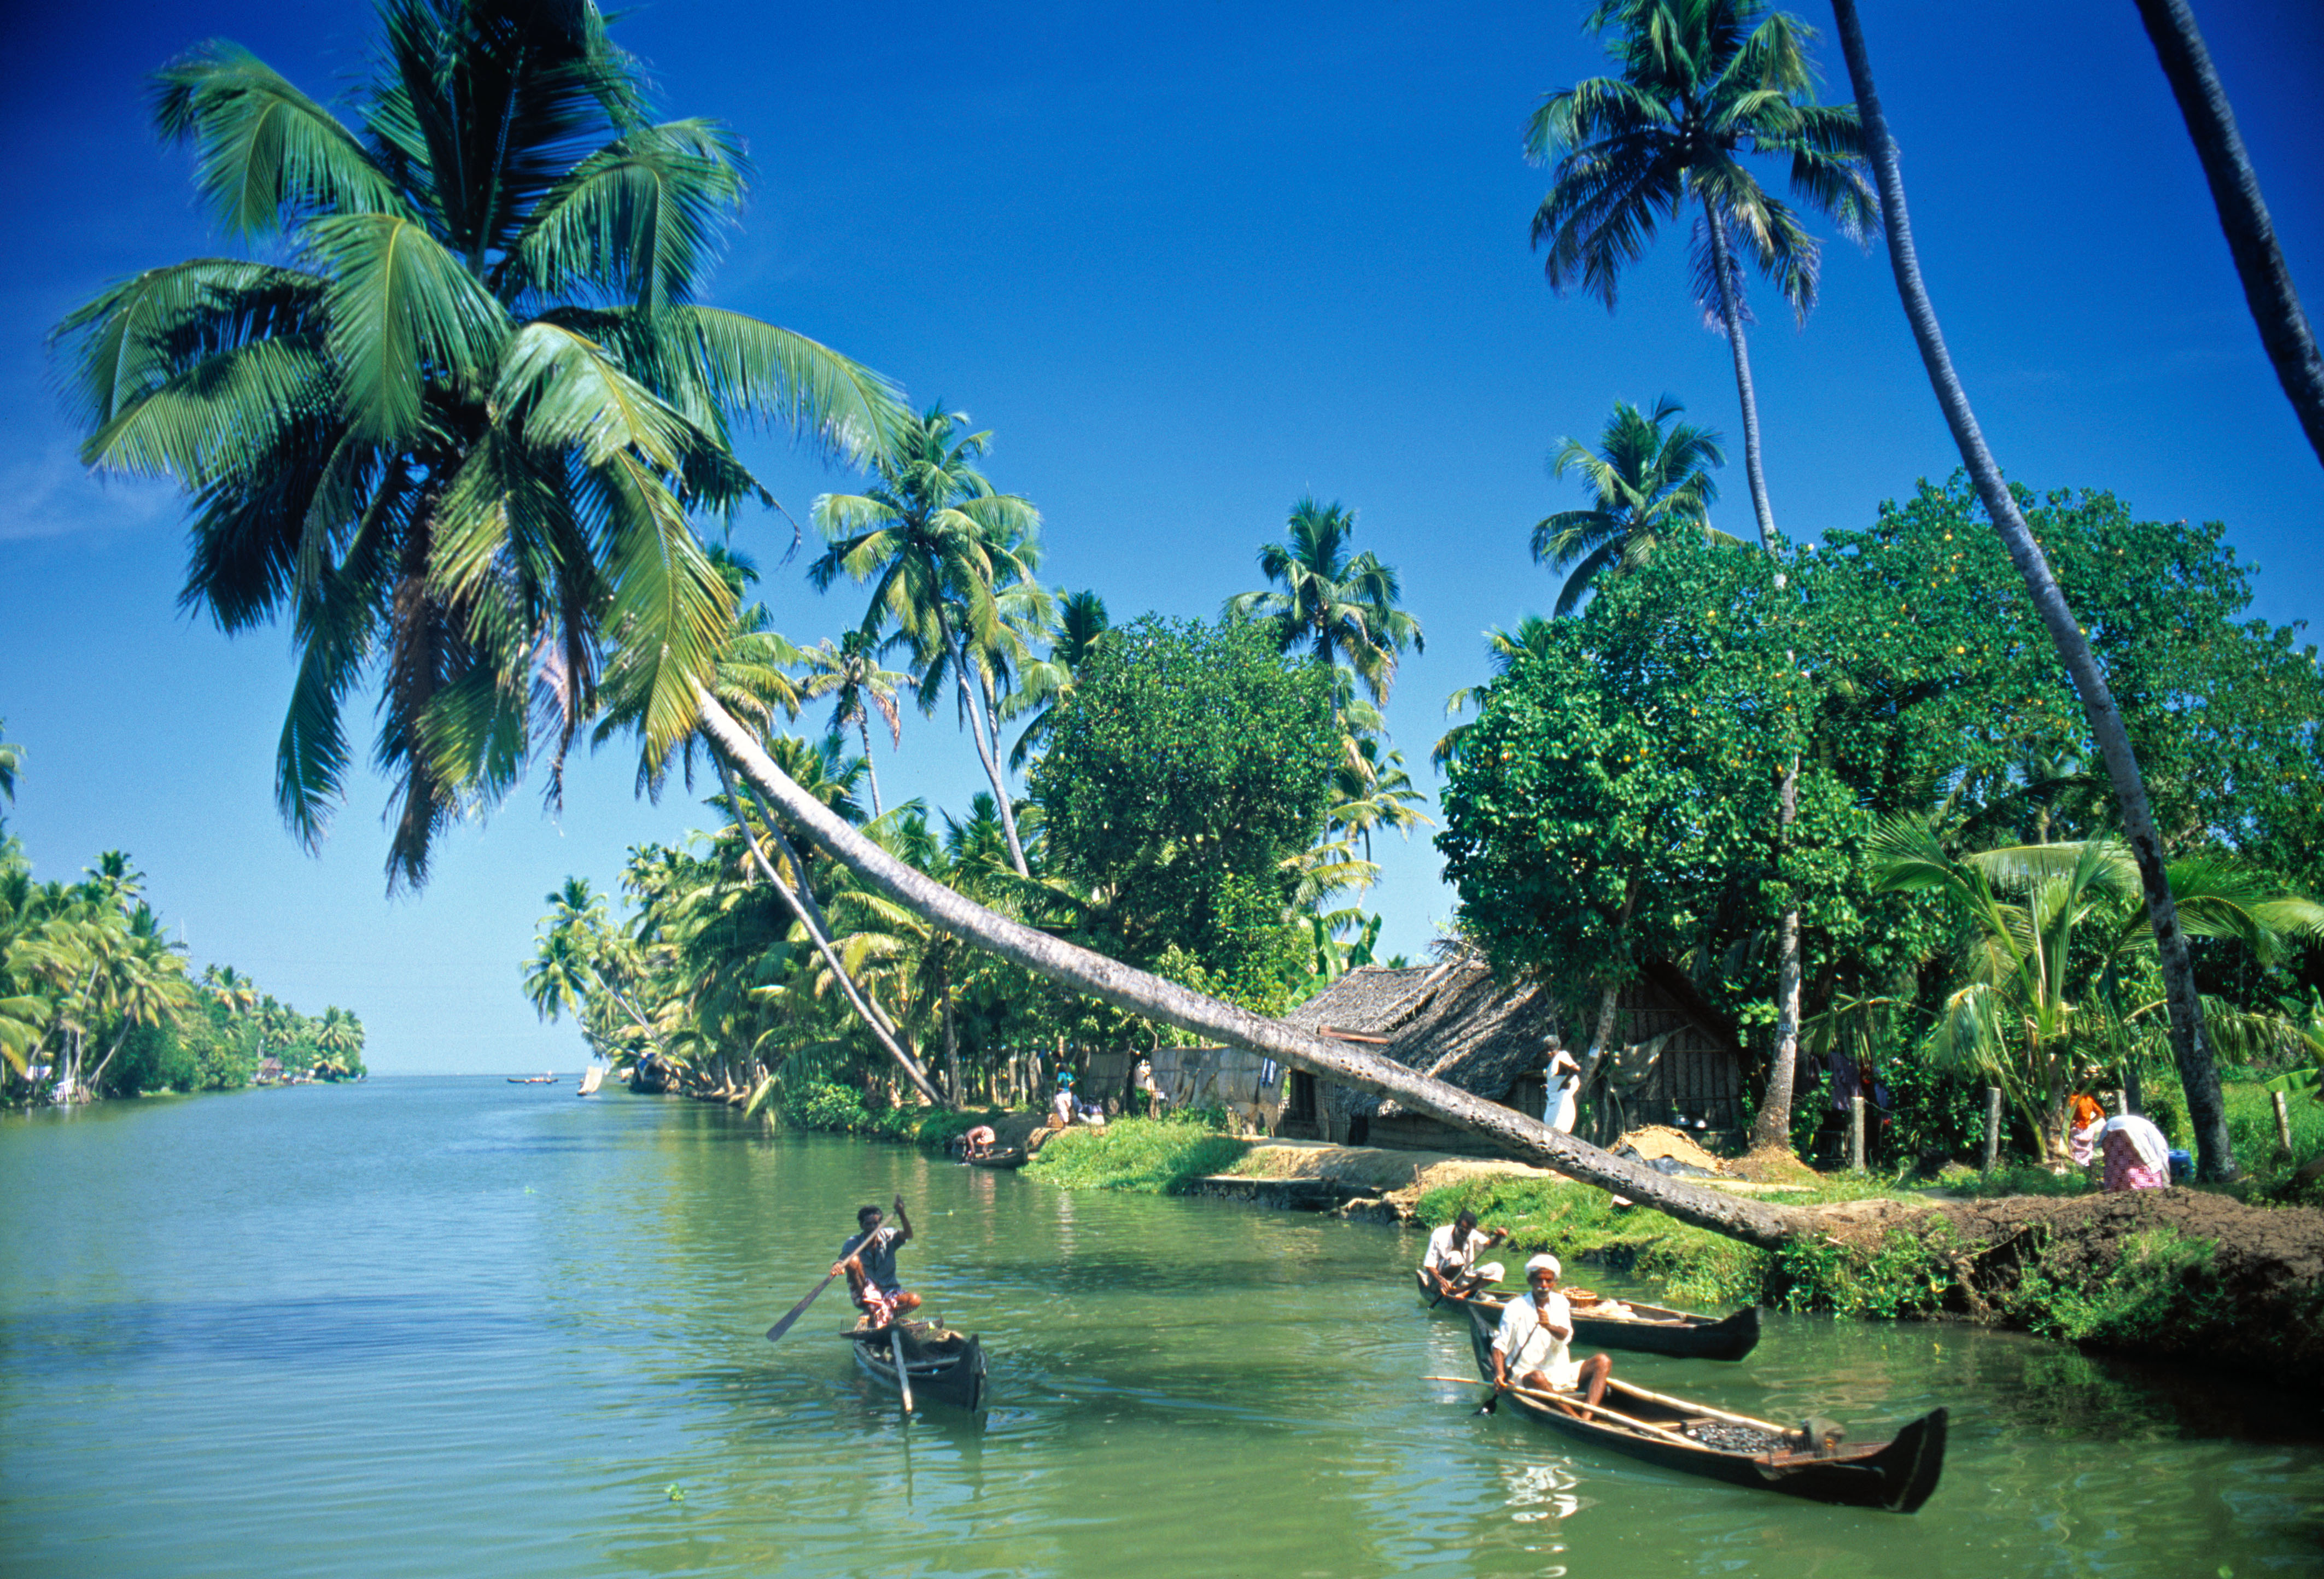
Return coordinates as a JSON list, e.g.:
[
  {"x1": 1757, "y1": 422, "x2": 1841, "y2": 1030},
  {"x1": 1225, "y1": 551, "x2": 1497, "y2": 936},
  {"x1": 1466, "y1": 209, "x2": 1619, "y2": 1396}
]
[
  {"x1": 889, "y1": 1324, "x2": 915, "y2": 1414},
  {"x1": 1425, "y1": 1377, "x2": 1709, "y2": 1451},
  {"x1": 764, "y1": 1271, "x2": 839, "y2": 1343},
  {"x1": 1609, "y1": 1379, "x2": 1790, "y2": 1436}
]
